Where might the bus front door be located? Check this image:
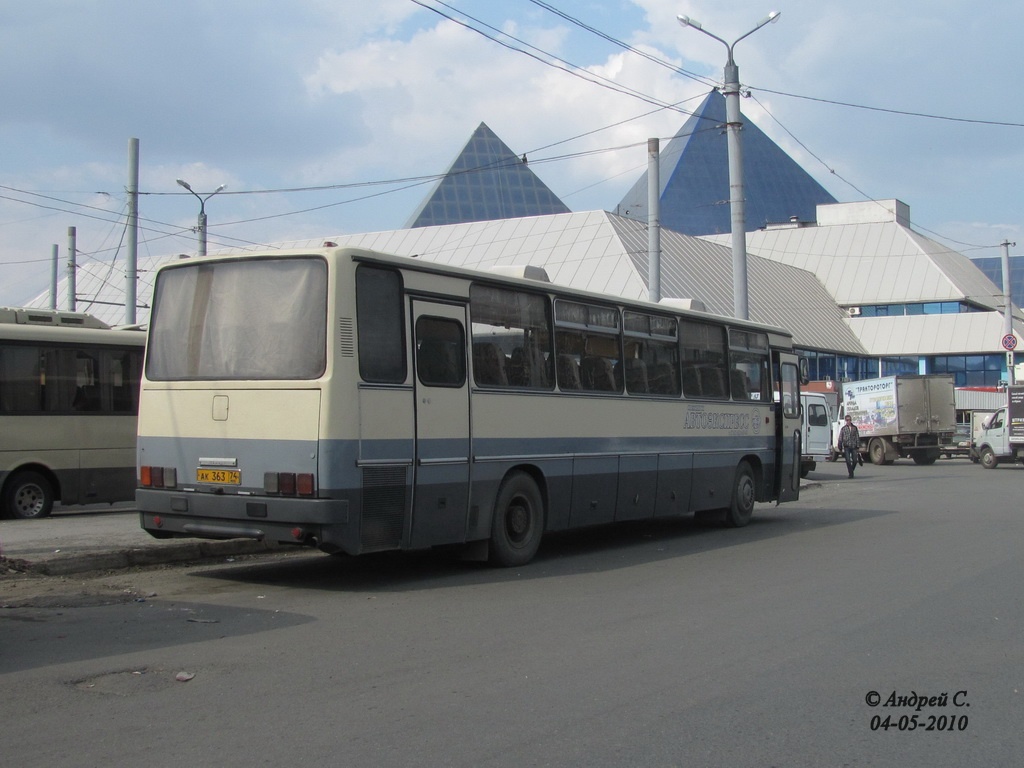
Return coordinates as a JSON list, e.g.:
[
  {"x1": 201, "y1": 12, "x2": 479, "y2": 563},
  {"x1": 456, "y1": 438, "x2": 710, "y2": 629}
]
[
  {"x1": 775, "y1": 352, "x2": 802, "y2": 502},
  {"x1": 410, "y1": 300, "x2": 472, "y2": 548}
]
